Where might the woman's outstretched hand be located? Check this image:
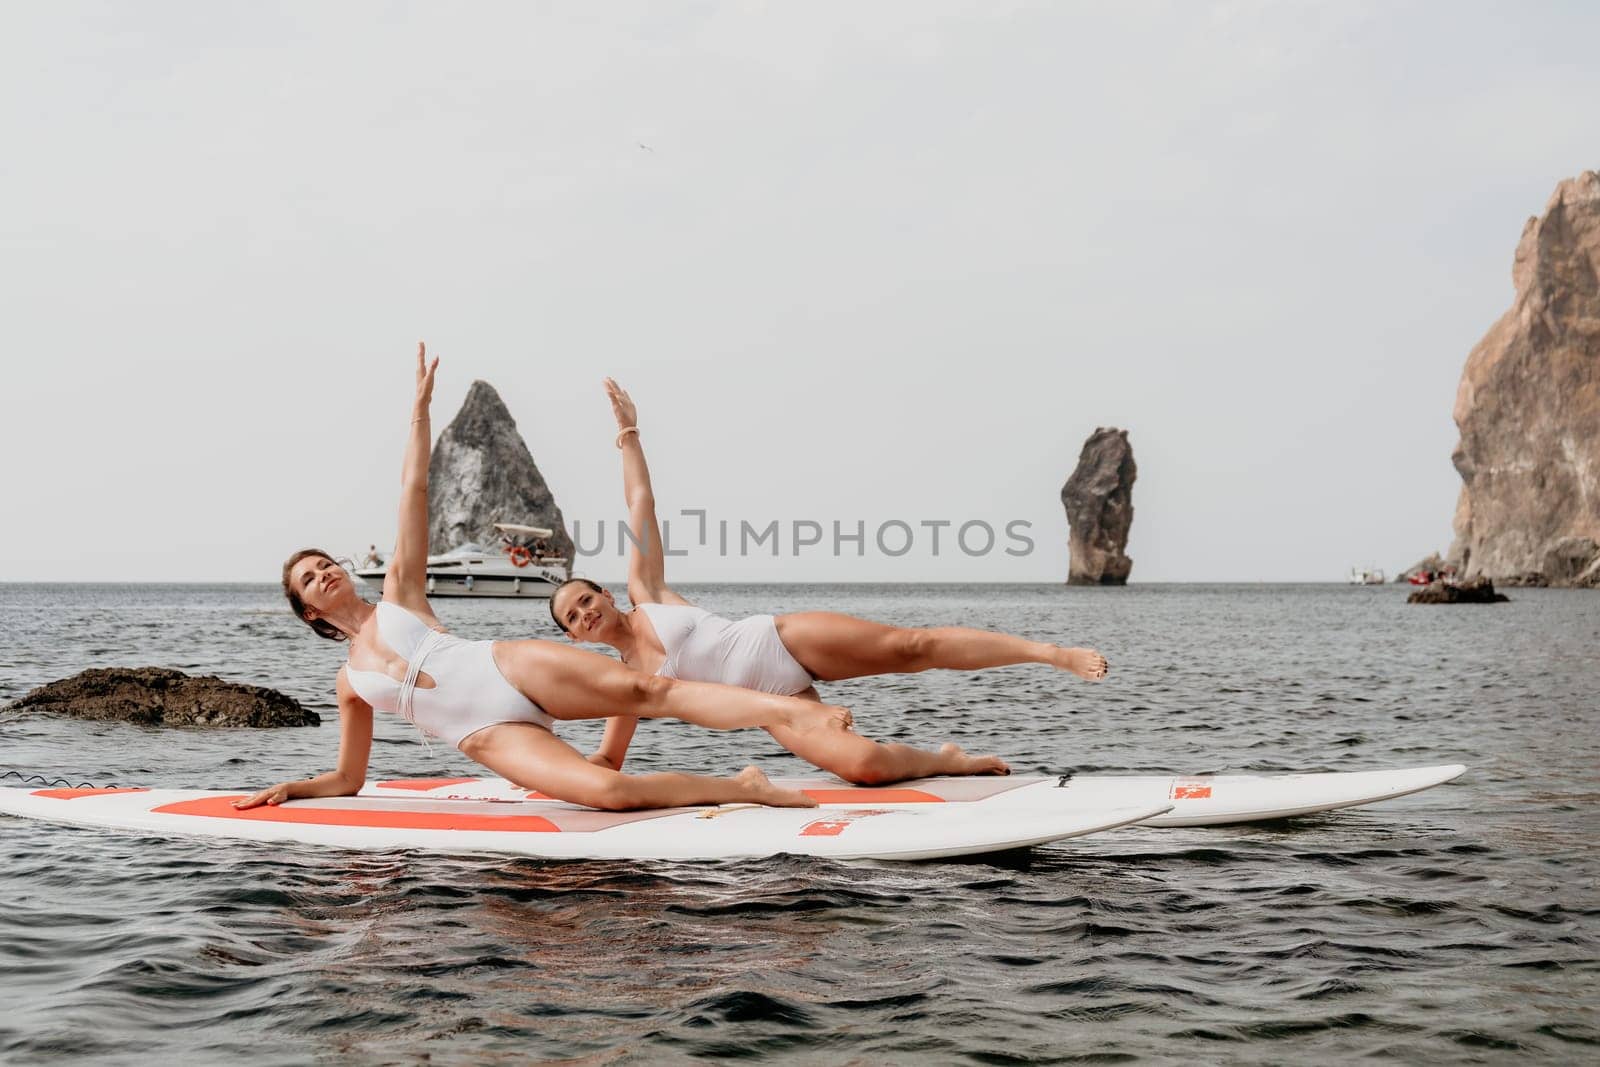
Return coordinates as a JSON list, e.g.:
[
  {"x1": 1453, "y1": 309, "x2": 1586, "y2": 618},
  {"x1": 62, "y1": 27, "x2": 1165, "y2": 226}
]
[
  {"x1": 415, "y1": 341, "x2": 439, "y2": 412},
  {"x1": 604, "y1": 377, "x2": 637, "y2": 430},
  {"x1": 233, "y1": 782, "x2": 294, "y2": 809}
]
